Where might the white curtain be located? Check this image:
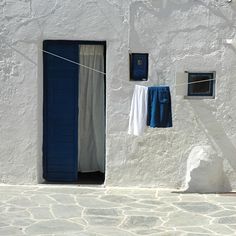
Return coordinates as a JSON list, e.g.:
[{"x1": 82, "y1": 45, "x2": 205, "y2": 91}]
[{"x1": 78, "y1": 45, "x2": 105, "y2": 173}]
